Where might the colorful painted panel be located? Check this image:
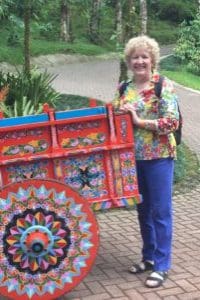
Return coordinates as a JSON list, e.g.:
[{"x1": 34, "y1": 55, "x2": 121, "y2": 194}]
[
  {"x1": 0, "y1": 180, "x2": 99, "y2": 300},
  {"x1": 114, "y1": 113, "x2": 134, "y2": 144},
  {"x1": 1, "y1": 160, "x2": 54, "y2": 185},
  {"x1": 57, "y1": 119, "x2": 109, "y2": 150},
  {"x1": 54, "y1": 153, "x2": 108, "y2": 200},
  {"x1": 0, "y1": 127, "x2": 51, "y2": 158},
  {"x1": 120, "y1": 149, "x2": 138, "y2": 195}
]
